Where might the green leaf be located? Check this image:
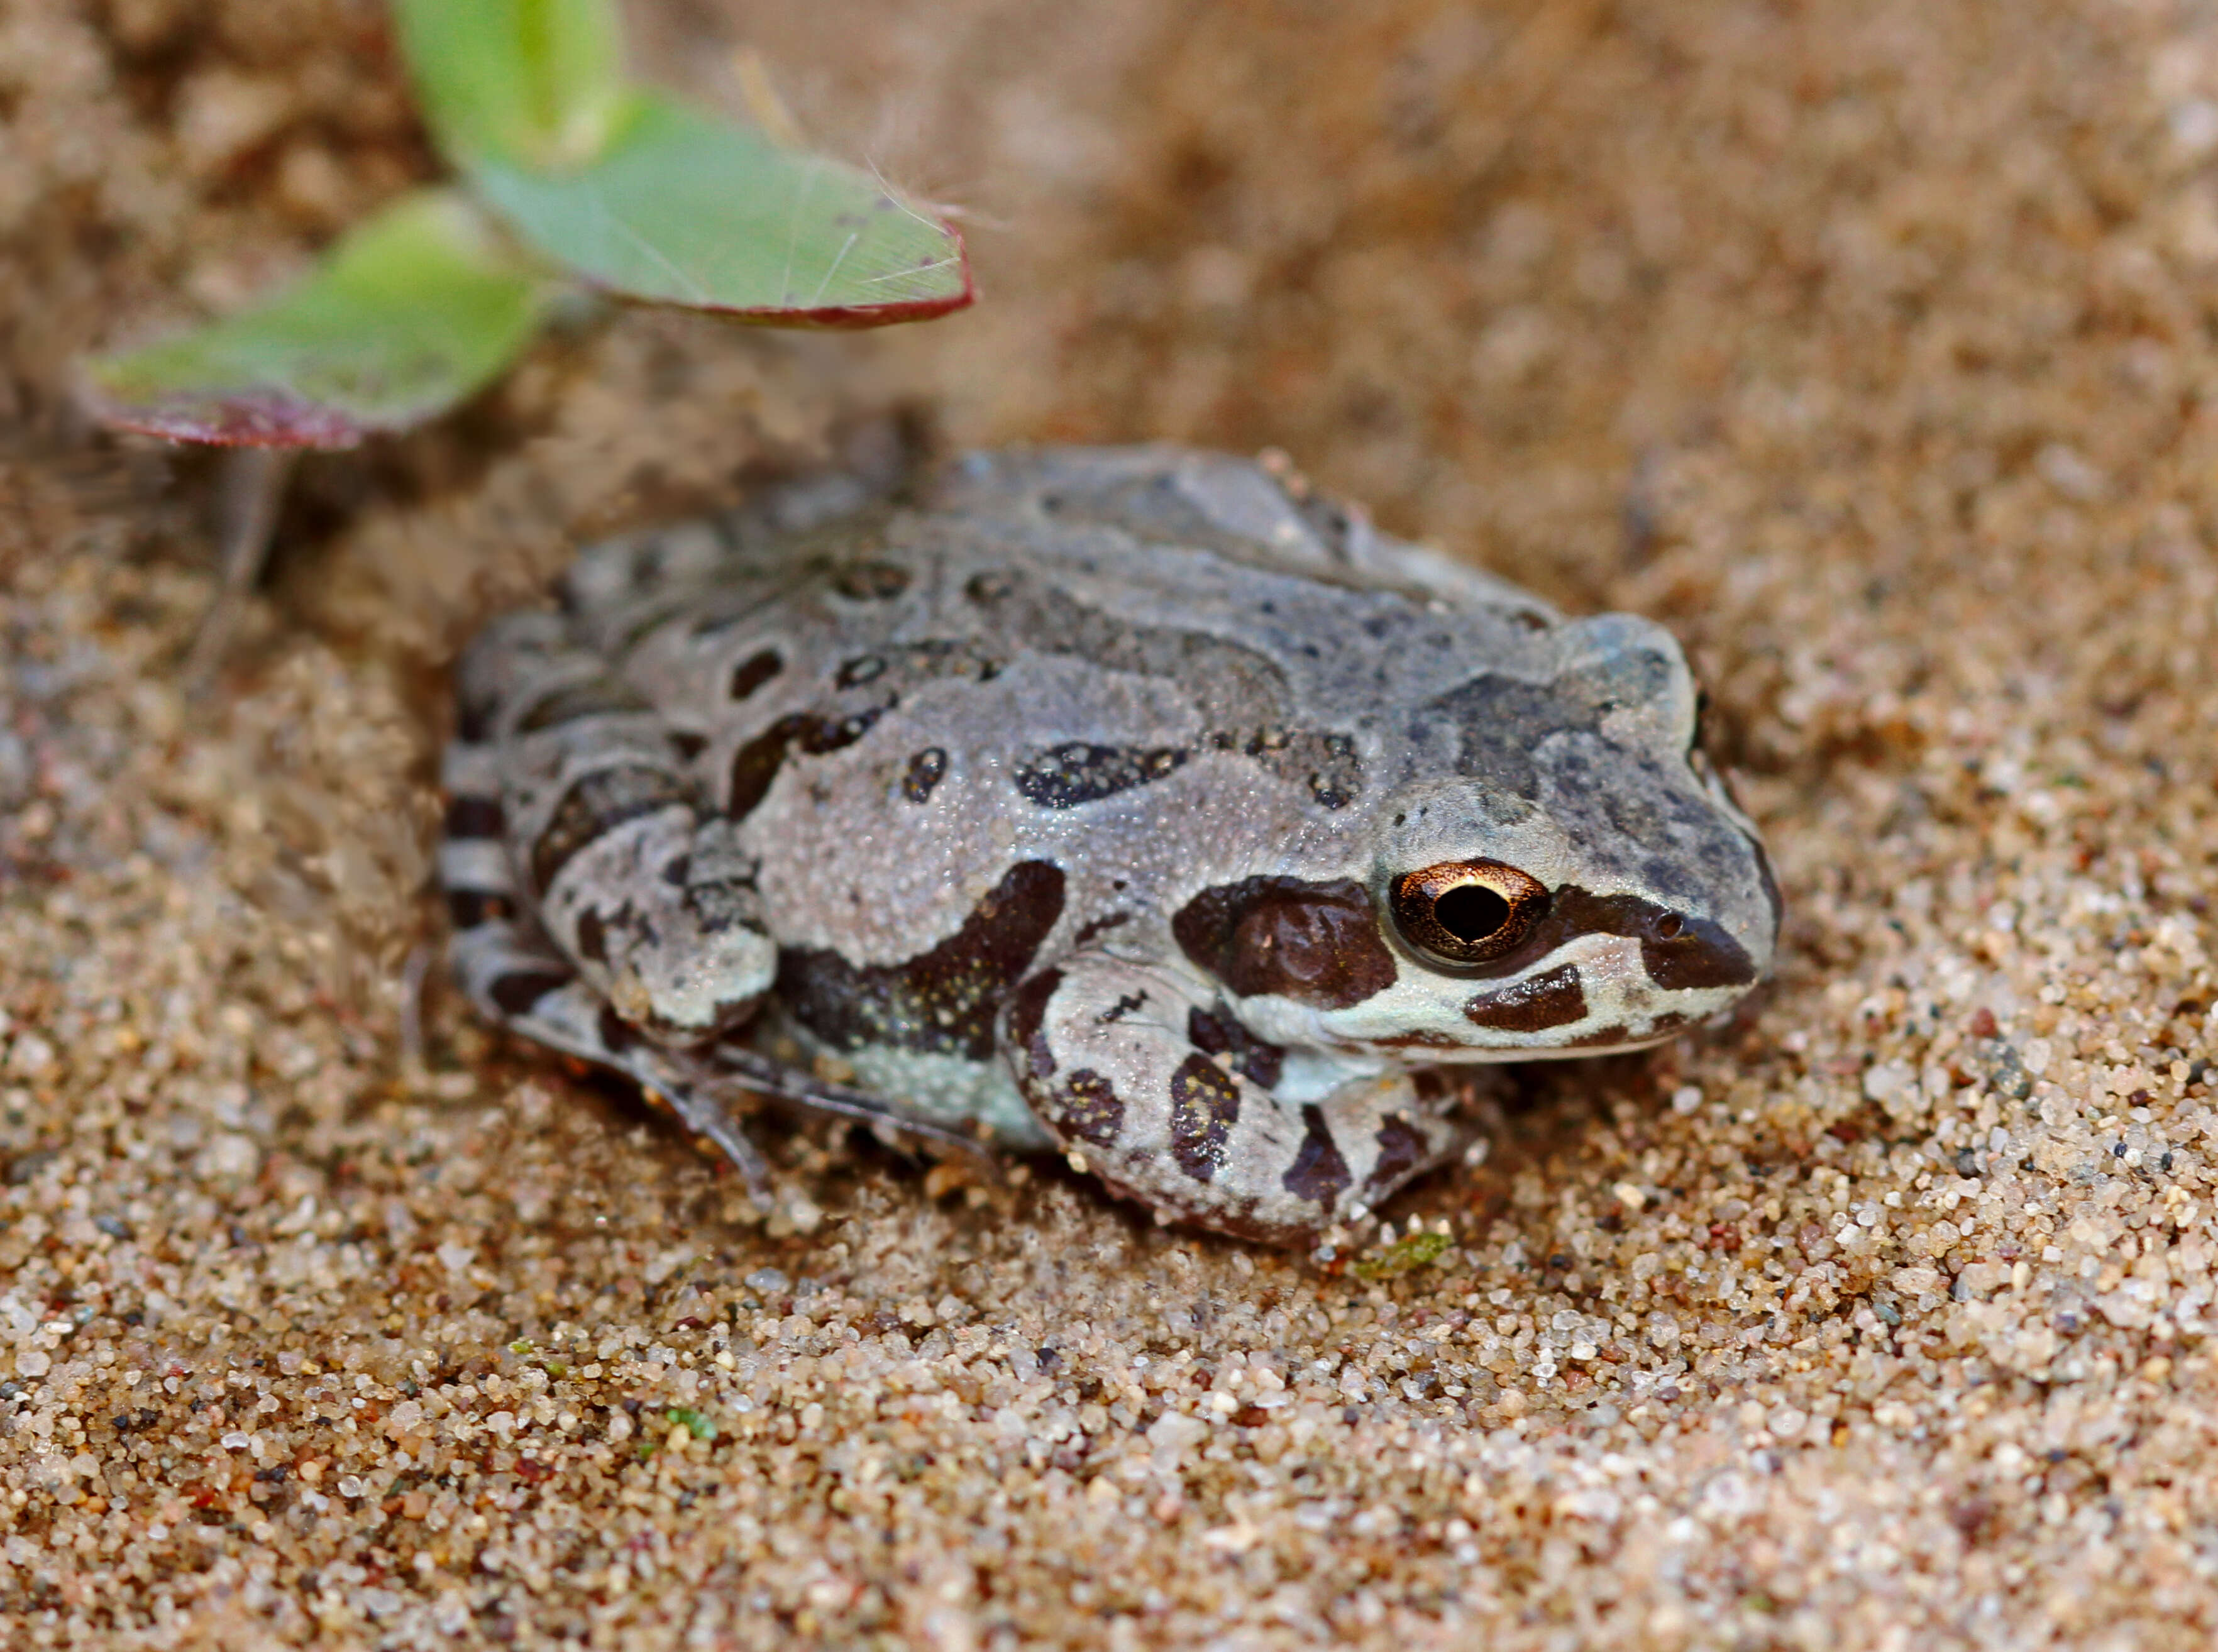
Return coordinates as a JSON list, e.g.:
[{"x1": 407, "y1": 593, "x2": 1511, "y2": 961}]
[
  {"x1": 468, "y1": 91, "x2": 973, "y2": 327},
  {"x1": 85, "y1": 190, "x2": 549, "y2": 448},
  {"x1": 389, "y1": 0, "x2": 968, "y2": 327},
  {"x1": 394, "y1": 0, "x2": 627, "y2": 170}
]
